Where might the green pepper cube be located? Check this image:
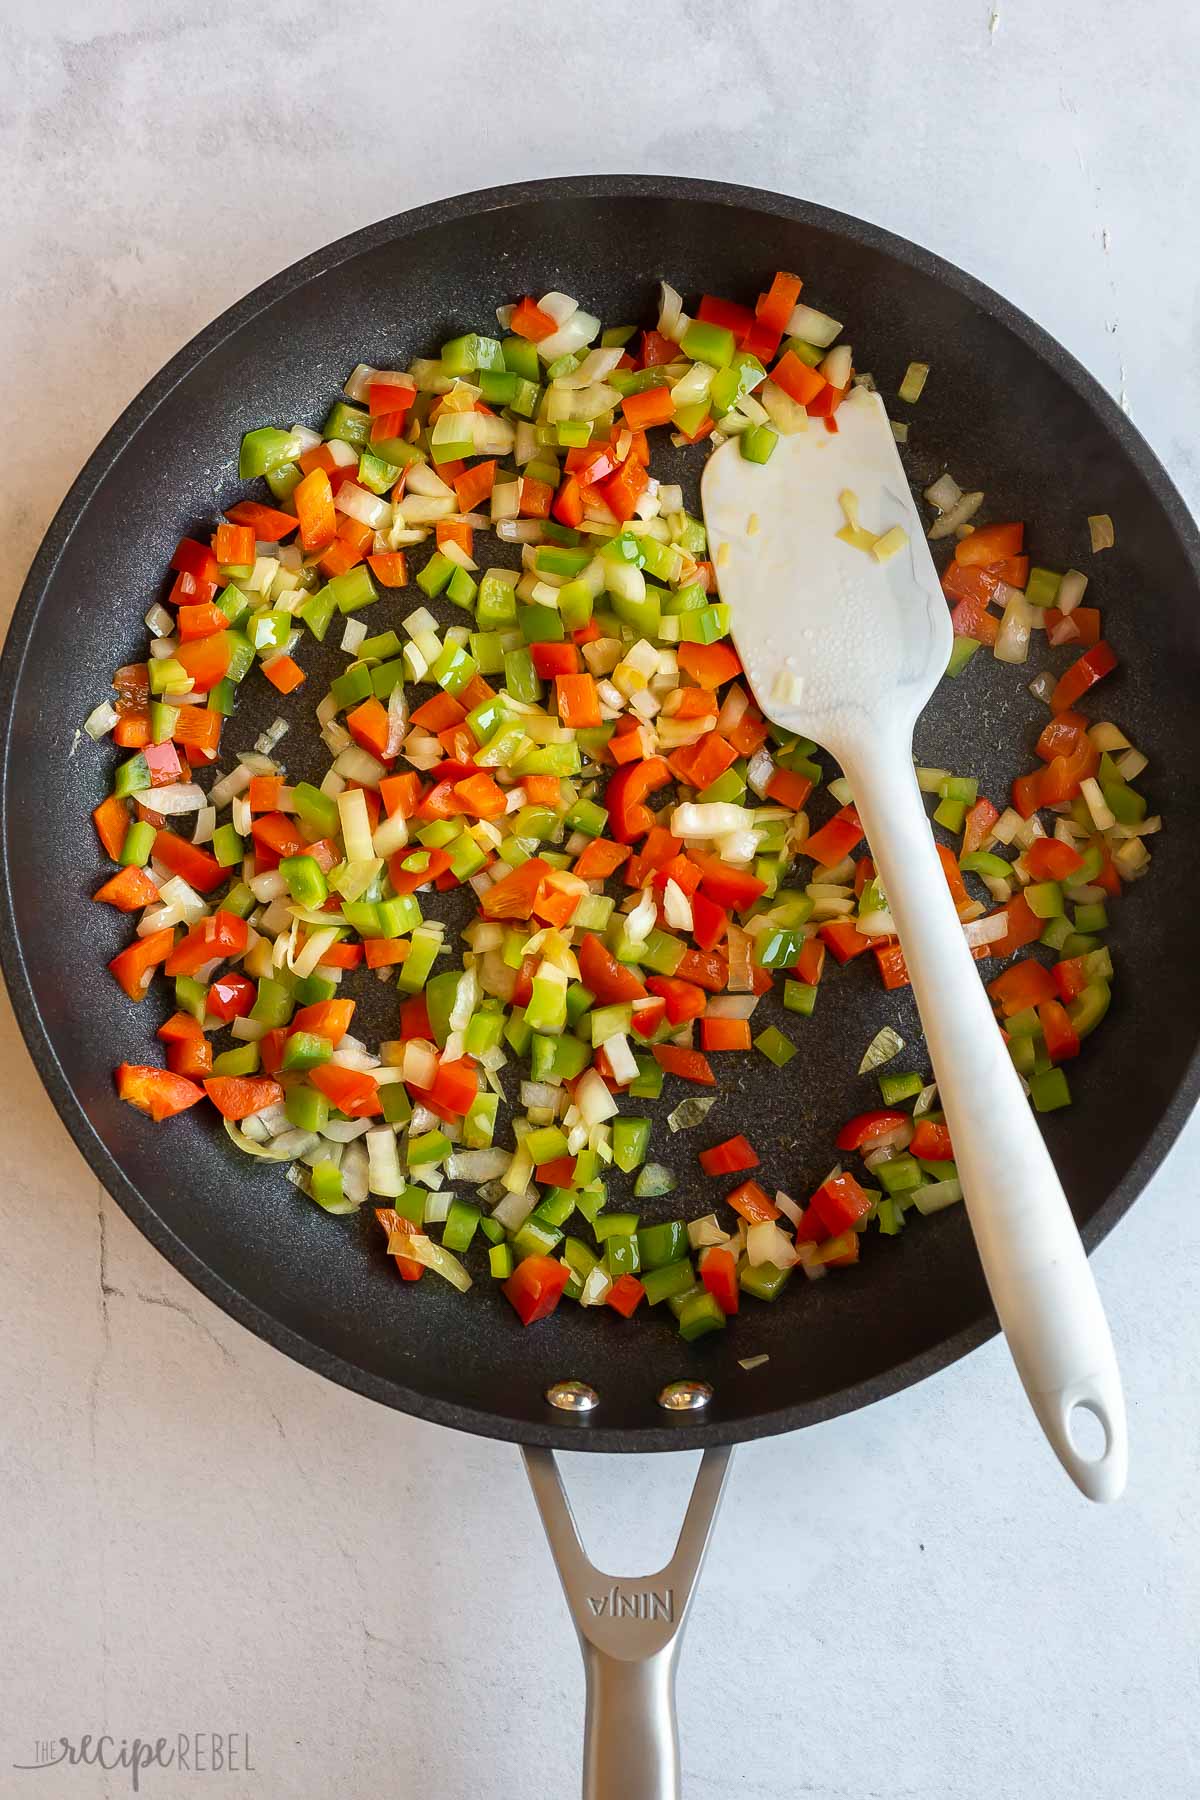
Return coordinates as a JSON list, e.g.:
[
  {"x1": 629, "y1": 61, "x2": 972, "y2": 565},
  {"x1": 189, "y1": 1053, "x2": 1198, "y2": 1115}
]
[
  {"x1": 1029, "y1": 1067, "x2": 1072, "y2": 1113},
  {"x1": 285, "y1": 1085, "x2": 330, "y2": 1133},
  {"x1": 442, "y1": 1199, "x2": 481, "y2": 1253},
  {"x1": 783, "y1": 979, "x2": 817, "y2": 1017},
  {"x1": 640, "y1": 1259, "x2": 696, "y2": 1306},
  {"x1": 680, "y1": 319, "x2": 736, "y2": 368},
  {"x1": 637, "y1": 1220, "x2": 687, "y2": 1271},
  {"x1": 280, "y1": 1031, "x2": 333, "y2": 1074},
  {"x1": 677, "y1": 1290, "x2": 727, "y2": 1341},
  {"x1": 612, "y1": 1118, "x2": 651, "y2": 1173},
  {"x1": 310, "y1": 1164, "x2": 346, "y2": 1212},
  {"x1": 430, "y1": 643, "x2": 477, "y2": 696},
  {"x1": 407, "y1": 1128, "x2": 451, "y2": 1166},
  {"x1": 739, "y1": 425, "x2": 778, "y2": 464},
  {"x1": 279, "y1": 854, "x2": 328, "y2": 909},
  {"x1": 754, "y1": 1025, "x2": 797, "y2": 1067}
]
